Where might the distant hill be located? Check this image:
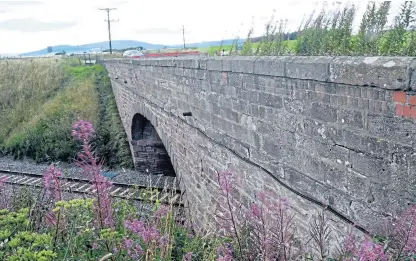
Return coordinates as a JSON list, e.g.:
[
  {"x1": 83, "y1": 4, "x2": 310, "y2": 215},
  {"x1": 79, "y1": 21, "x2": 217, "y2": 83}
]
[
  {"x1": 20, "y1": 40, "x2": 165, "y2": 56},
  {"x1": 172, "y1": 39, "x2": 245, "y2": 48},
  {"x1": 20, "y1": 38, "x2": 247, "y2": 56}
]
